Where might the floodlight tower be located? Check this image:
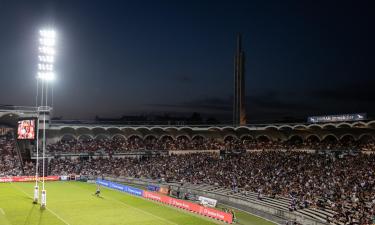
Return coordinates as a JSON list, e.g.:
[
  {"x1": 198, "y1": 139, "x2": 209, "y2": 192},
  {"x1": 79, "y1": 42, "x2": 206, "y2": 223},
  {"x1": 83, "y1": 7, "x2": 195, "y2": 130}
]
[{"x1": 34, "y1": 29, "x2": 56, "y2": 209}]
